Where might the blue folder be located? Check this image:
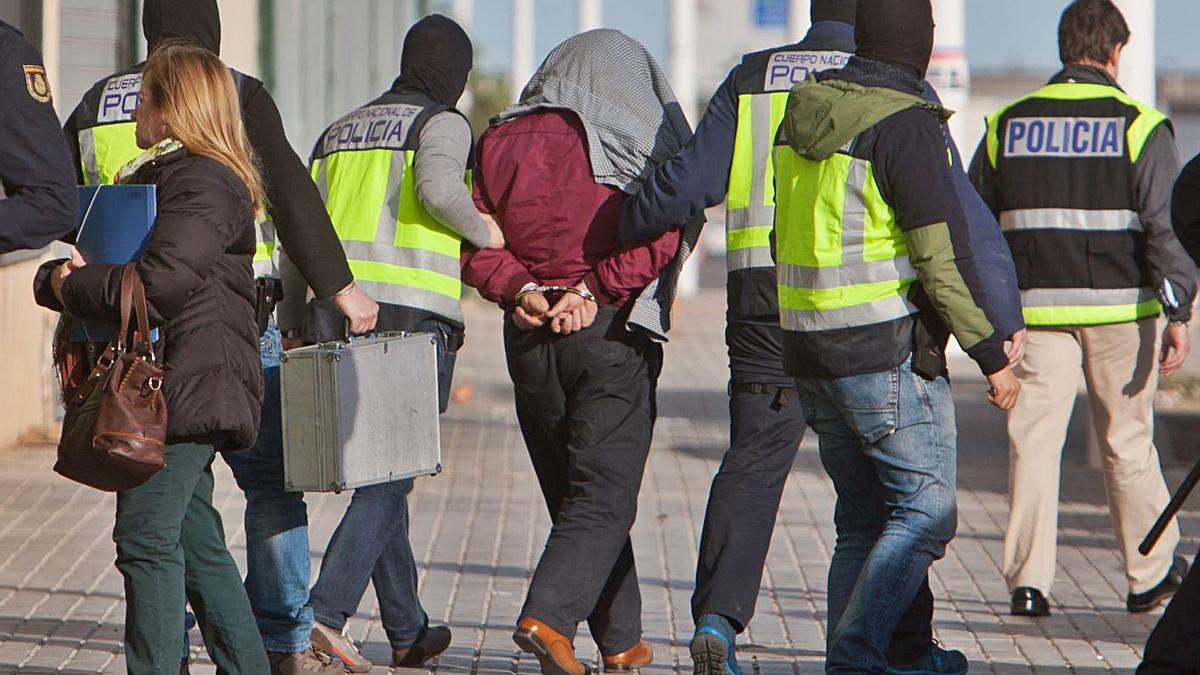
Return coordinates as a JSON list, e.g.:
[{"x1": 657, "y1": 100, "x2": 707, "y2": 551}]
[{"x1": 71, "y1": 185, "x2": 157, "y2": 342}]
